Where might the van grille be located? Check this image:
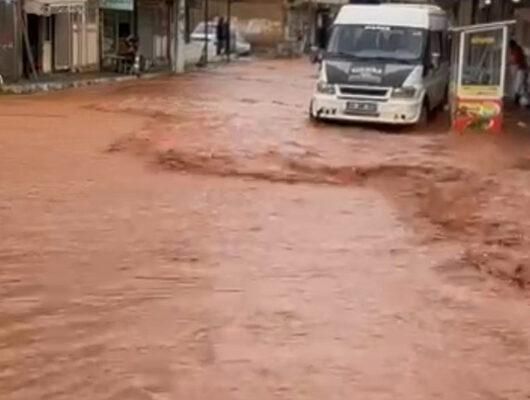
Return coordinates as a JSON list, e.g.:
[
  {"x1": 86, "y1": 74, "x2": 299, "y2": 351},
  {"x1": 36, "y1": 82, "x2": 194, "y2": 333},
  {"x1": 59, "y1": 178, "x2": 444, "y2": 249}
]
[{"x1": 339, "y1": 86, "x2": 388, "y2": 97}]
